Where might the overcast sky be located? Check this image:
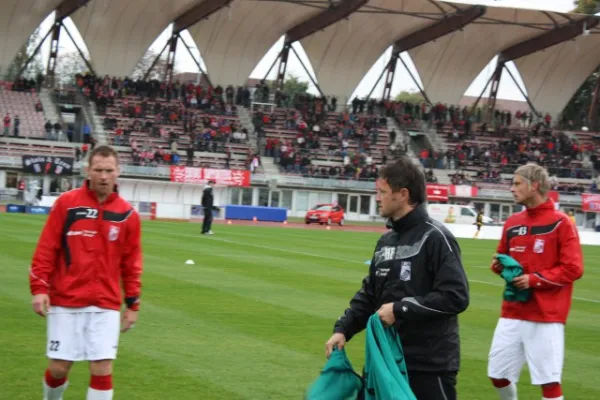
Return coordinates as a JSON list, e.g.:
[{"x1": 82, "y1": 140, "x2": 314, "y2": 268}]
[{"x1": 39, "y1": 0, "x2": 578, "y2": 102}]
